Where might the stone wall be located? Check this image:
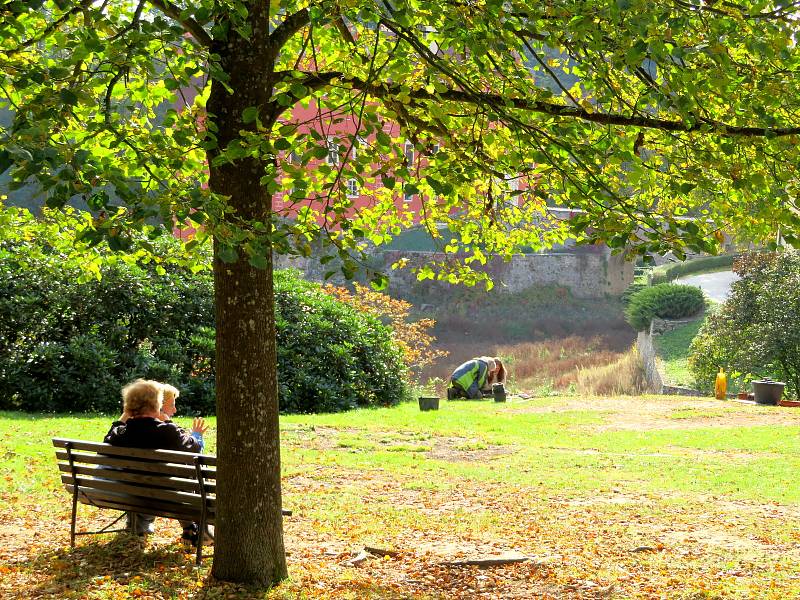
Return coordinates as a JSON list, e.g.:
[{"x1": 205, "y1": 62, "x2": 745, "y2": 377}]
[
  {"x1": 637, "y1": 319, "x2": 707, "y2": 397},
  {"x1": 277, "y1": 246, "x2": 634, "y2": 299},
  {"x1": 637, "y1": 330, "x2": 664, "y2": 393}
]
